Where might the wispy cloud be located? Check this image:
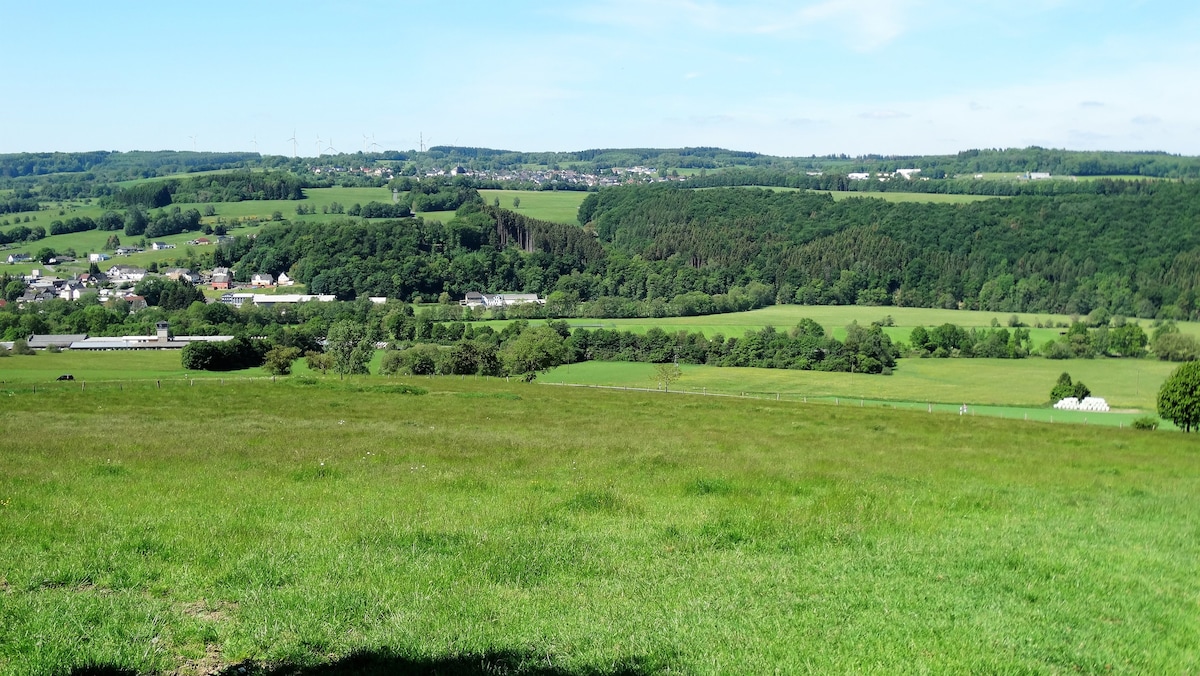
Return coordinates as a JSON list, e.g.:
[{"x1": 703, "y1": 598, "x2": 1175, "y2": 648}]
[
  {"x1": 567, "y1": 0, "x2": 916, "y2": 51},
  {"x1": 1132, "y1": 114, "x2": 1161, "y2": 125},
  {"x1": 860, "y1": 110, "x2": 909, "y2": 120}
]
